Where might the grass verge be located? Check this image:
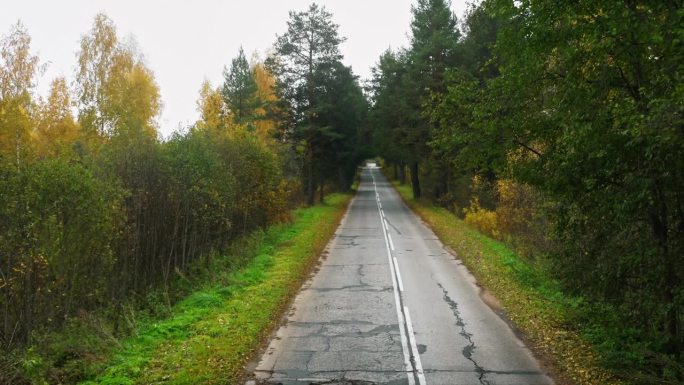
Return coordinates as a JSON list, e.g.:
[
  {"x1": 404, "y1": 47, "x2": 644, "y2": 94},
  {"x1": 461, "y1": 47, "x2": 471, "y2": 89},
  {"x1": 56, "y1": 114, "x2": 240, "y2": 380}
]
[
  {"x1": 392, "y1": 182, "x2": 622, "y2": 385},
  {"x1": 79, "y1": 193, "x2": 352, "y2": 385}
]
